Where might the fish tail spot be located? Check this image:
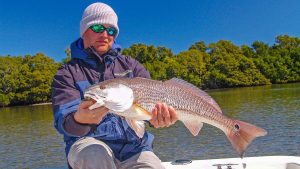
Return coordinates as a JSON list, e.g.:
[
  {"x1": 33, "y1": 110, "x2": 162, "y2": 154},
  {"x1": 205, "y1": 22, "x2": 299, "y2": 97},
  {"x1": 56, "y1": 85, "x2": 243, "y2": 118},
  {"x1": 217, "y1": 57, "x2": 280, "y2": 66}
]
[{"x1": 226, "y1": 120, "x2": 267, "y2": 157}]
